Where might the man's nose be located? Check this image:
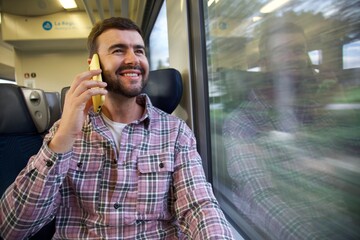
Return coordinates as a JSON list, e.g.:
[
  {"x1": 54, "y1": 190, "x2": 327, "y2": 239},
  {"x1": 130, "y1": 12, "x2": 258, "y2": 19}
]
[{"x1": 124, "y1": 50, "x2": 140, "y2": 65}]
